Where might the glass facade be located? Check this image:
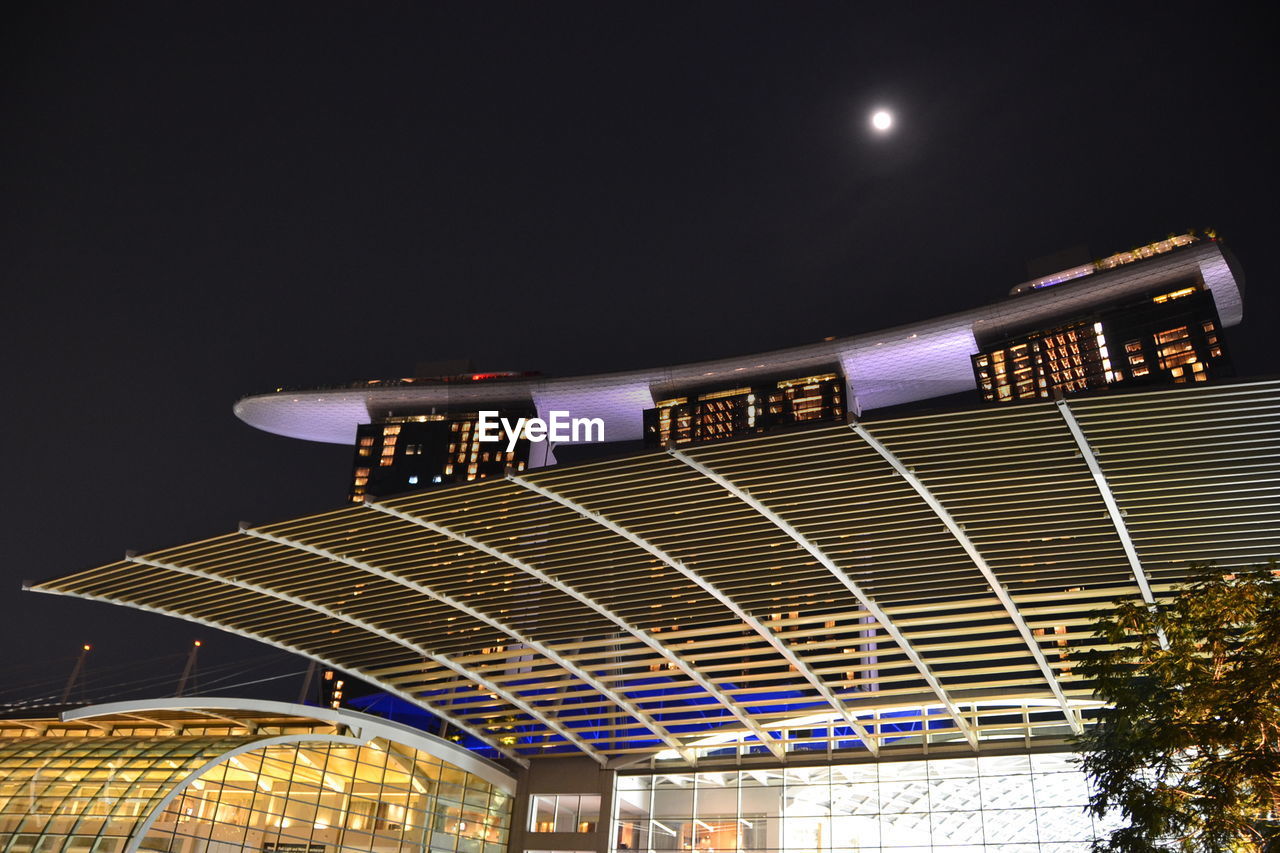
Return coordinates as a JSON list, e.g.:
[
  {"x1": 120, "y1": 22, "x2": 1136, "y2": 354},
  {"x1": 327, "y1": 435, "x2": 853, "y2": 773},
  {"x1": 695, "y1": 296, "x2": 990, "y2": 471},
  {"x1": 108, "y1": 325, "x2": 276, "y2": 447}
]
[
  {"x1": 973, "y1": 285, "x2": 1231, "y2": 405},
  {"x1": 0, "y1": 735, "x2": 512, "y2": 853},
  {"x1": 0, "y1": 735, "x2": 257, "y2": 853},
  {"x1": 643, "y1": 373, "x2": 846, "y2": 448},
  {"x1": 614, "y1": 753, "x2": 1117, "y2": 853},
  {"x1": 350, "y1": 412, "x2": 533, "y2": 502}
]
